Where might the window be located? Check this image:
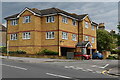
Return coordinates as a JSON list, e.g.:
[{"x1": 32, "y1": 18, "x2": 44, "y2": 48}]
[
  {"x1": 92, "y1": 37, "x2": 95, "y2": 43},
  {"x1": 72, "y1": 19, "x2": 76, "y2": 26},
  {"x1": 85, "y1": 22, "x2": 89, "y2": 28},
  {"x1": 72, "y1": 34, "x2": 77, "y2": 41},
  {"x1": 85, "y1": 36, "x2": 89, "y2": 41},
  {"x1": 46, "y1": 32, "x2": 54, "y2": 39},
  {"x1": 46, "y1": 16, "x2": 54, "y2": 23},
  {"x1": 92, "y1": 25, "x2": 95, "y2": 30},
  {"x1": 11, "y1": 19, "x2": 18, "y2": 26},
  {"x1": 62, "y1": 32, "x2": 68, "y2": 39},
  {"x1": 10, "y1": 34, "x2": 17, "y2": 40},
  {"x1": 23, "y1": 16, "x2": 30, "y2": 23},
  {"x1": 62, "y1": 16, "x2": 68, "y2": 23},
  {"x1": 22, "y1": 32, "x2": 30, "y2": 39}
]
